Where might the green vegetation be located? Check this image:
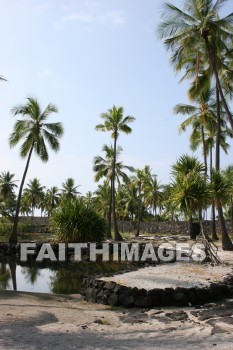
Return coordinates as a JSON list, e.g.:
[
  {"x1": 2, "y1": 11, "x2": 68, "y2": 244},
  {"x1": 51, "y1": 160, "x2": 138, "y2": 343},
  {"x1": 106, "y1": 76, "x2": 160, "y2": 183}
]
[
  {"x1": 8, "y1": 97, "x2": 64, "y2": 244},
  {"x1": 50, "y1": 198, "x2": 107, "y2": 243}
]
